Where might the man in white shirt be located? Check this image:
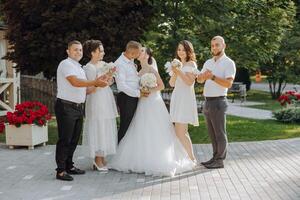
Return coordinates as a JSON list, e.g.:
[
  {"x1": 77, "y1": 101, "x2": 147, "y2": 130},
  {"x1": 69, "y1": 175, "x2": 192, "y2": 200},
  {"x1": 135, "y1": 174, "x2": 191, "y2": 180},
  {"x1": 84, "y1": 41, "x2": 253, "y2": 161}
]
[
  {"x1": 115, "y1": 41, "x2": 147, "y2": 143},
  {"x1": 197, "y1": 36, "x2": 236, "y2": 169},
  {"x1": 55, "y1": 40, "x2": 108, "y2": 181}
]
